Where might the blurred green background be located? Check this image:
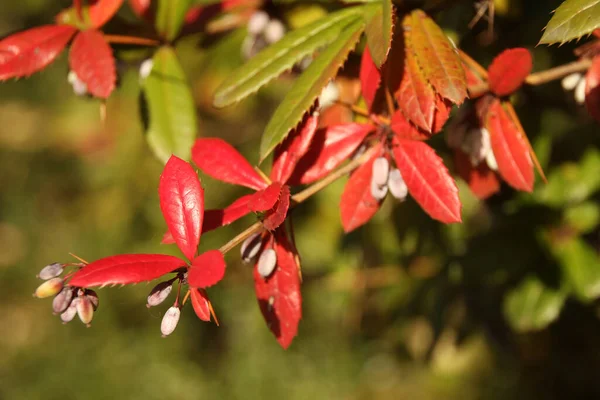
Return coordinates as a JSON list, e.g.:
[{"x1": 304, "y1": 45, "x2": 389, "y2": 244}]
[{"x1": 2, "y1": 1, "x2": 600, "y2": 399}]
